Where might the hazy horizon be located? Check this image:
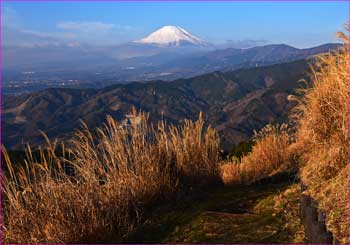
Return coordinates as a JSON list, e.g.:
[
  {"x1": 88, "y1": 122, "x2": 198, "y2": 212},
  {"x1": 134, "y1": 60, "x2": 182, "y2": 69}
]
[{"x1": 2, "y1": 1, "x2": 349, "y2": 49}]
